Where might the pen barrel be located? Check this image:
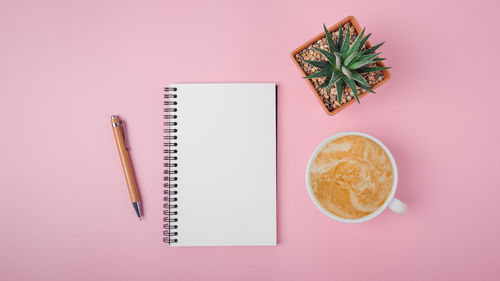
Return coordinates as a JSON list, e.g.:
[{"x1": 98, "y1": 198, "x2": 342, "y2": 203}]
[{"x1": 111, "y1": 120, "x2": 140, "y2": 203}]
